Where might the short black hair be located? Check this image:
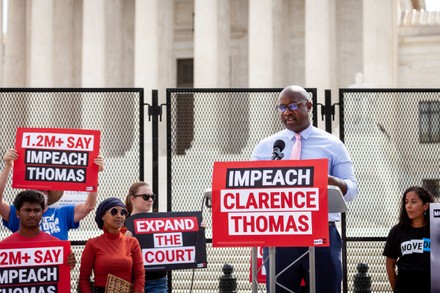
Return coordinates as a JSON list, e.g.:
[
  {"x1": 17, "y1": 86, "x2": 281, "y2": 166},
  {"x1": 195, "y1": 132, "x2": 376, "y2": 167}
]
[{"x1": 13, "y1": 190, "x2": 46, "y2": 211}]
